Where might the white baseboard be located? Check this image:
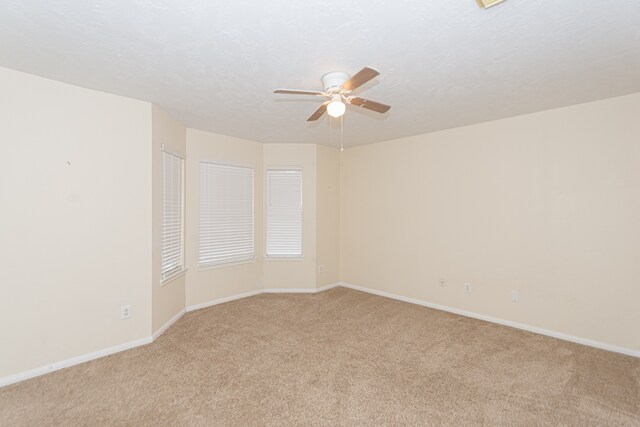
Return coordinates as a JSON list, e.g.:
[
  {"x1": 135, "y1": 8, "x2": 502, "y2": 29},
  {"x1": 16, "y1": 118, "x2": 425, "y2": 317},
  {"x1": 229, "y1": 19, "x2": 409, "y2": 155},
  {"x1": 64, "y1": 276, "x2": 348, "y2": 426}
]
[
  {"x1": 15, "y1": 279, "x2": 629, "y2": 389},
  {"x1": 185, "y1": 289, "x2": 263, "y2": 312},
  {"x1": 339, "y1": 282, "x2": 640, "y2": 359},
  {"x1": 263, "y1": 288, "x2": 316, "y2": 293},
  {"x1": 2, "y1": 306, "x2": 190, "y2": 388},
  {"x1": 152, "y1": 308, "x2": 186, "y2": 341},
  {"x1": 264, "y1": 283, "x2": 340, "y2": 294},
  {"x1": 316, "y1": 282, "x2": 340, "y2": 292},
  {"x1": 2, "y1": 284, "x2": 344, "y2": 387},
  {"x1": 0, "y1": 336, "x2": 153, "y2": 388},
  {"x1": 2, "y1": 306, "x2": 189, "y2": 388},
  {"x1": 2, "y1": 288, "x2": 265, "y2": 388}
]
